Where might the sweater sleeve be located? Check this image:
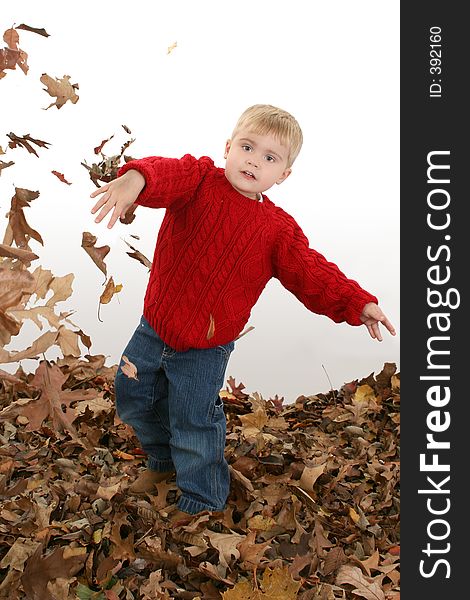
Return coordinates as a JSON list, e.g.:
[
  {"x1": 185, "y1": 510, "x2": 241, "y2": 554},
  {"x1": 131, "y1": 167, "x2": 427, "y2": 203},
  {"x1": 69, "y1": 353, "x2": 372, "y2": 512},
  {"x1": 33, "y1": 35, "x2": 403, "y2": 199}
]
[
  {"x1": 272, "y1": 212, "x2": 378, "y2": 326},
  {"x1": 117, "y1": 154, "x2": 214, "y2": 210}
]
